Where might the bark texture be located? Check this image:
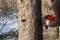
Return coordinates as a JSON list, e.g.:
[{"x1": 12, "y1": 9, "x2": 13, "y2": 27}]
[
  {"x1": 18, "y1": 0, "x2": 42, "y2": 40},
  {"x1": 18, "y1": 0, "x2": 36, "y2": 40}
]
